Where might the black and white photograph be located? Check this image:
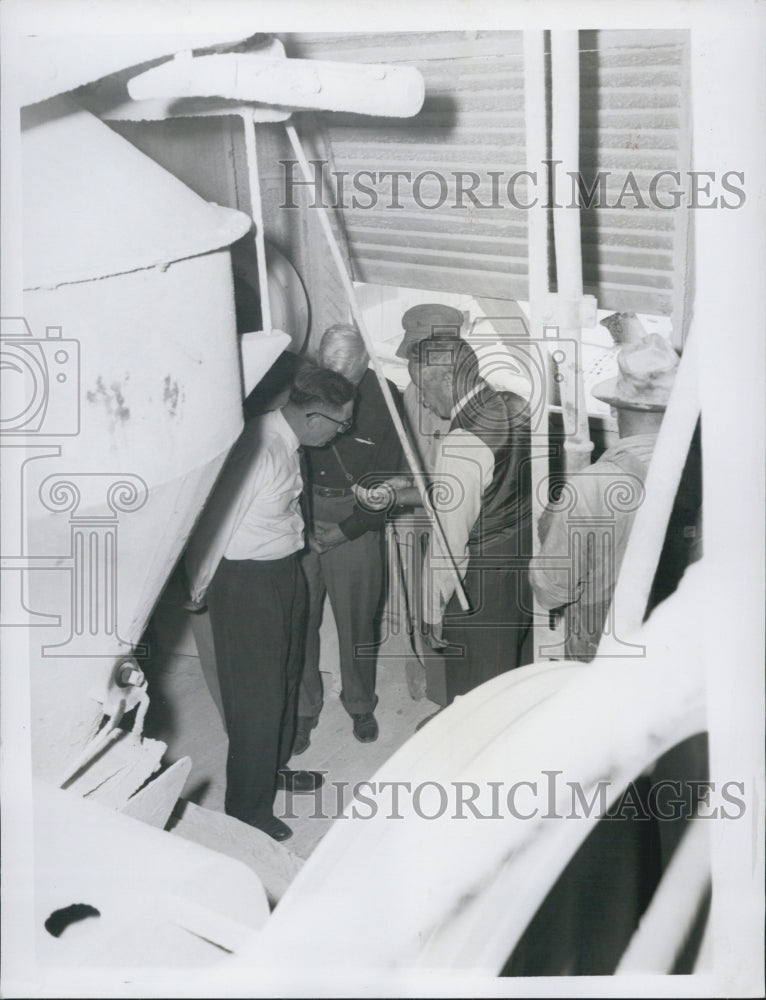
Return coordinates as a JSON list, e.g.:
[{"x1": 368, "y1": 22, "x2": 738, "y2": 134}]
[{"x1": 1, "y1": 1, "x2": 764, "y2": 996}]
